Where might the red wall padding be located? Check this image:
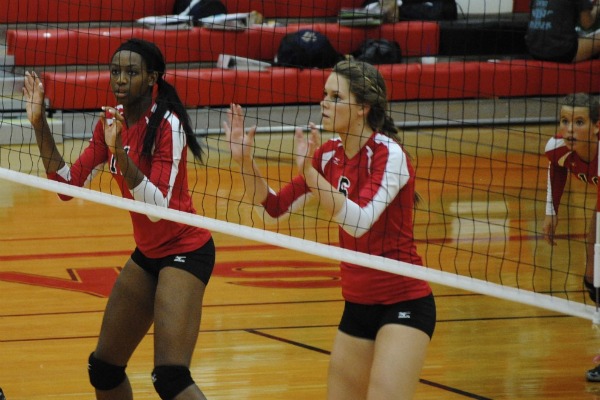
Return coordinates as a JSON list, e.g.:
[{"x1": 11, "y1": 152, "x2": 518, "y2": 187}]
[
  {"x1": 513, "y1": 0, "x2": 530, "y2": 13},
  {"x1": 0, "y1": 0, "x2": 176, "y2": 23}
]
